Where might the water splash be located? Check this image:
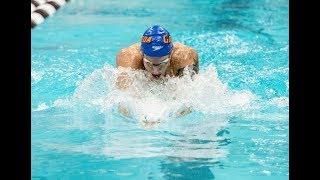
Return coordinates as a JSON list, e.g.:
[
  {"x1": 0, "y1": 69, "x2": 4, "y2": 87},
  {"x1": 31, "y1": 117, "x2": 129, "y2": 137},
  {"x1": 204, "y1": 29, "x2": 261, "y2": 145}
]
[
  {"x1": 31, "y1": 70, "x2": 44, "y2": 85},
  {"x1": 34, "y1": 102, "x2": 49, "y2": 111},
  {"x1": 67, "y1": 64, "x2": 257, "y2": 124}
]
